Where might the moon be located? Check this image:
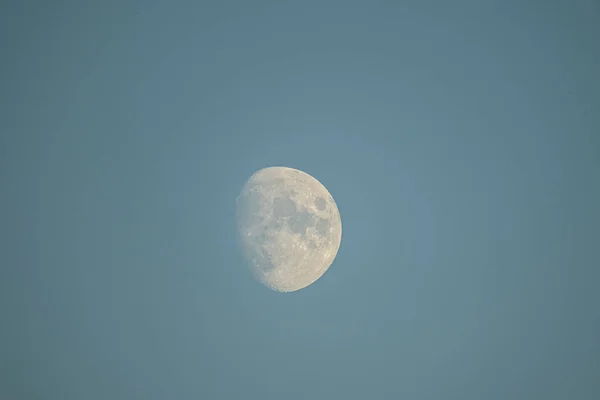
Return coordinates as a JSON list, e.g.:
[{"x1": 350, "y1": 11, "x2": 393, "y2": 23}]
[{"x1": 236, "y1": 166, "x2": 342, "y2": 292}]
